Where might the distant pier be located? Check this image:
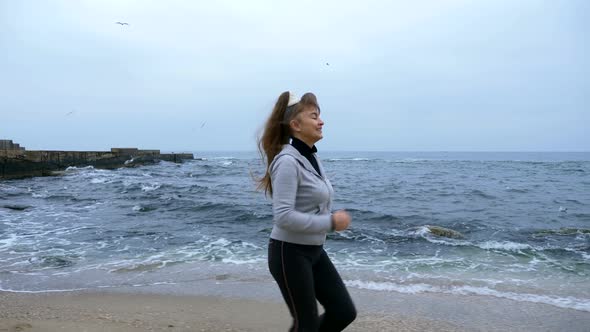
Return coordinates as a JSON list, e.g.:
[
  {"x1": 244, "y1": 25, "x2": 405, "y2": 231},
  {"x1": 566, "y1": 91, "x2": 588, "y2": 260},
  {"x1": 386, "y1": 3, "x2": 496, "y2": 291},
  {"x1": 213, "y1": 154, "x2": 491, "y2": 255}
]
[{"x1": 0, "y1": 139, "x2": 194, "y2": 180}]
